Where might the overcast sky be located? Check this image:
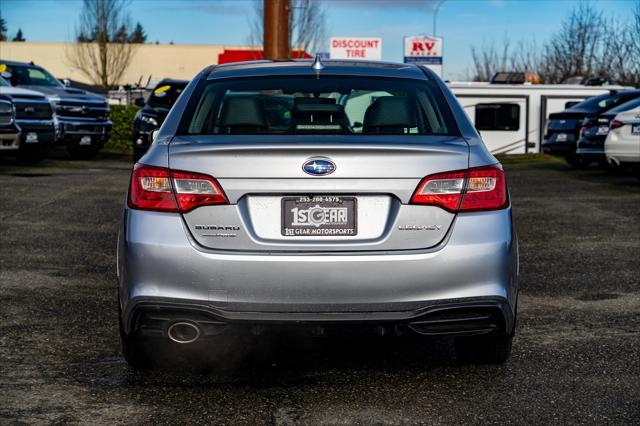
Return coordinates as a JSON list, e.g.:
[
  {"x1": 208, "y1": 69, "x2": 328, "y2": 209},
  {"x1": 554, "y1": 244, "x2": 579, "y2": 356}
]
[{"x1": 1, "y1": 0, "x2": 635, "y2": 80}]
